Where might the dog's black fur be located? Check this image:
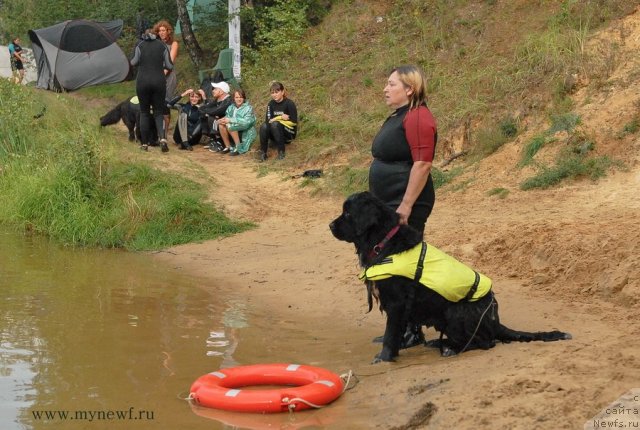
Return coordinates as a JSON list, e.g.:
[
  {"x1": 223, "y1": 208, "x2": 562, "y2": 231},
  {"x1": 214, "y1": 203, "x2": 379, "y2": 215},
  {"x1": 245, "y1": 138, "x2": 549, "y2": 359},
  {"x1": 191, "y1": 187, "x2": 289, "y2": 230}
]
[
  {"x1": 330, "y1": 191, "x2": 571, "y2": 364},
  {"x1": 100, "y1": 97, "x2": 157, "y2": 144}
]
